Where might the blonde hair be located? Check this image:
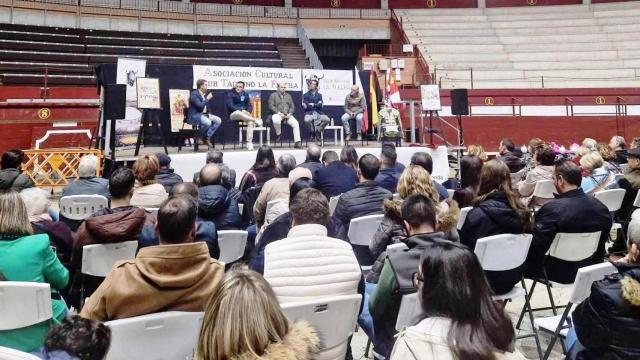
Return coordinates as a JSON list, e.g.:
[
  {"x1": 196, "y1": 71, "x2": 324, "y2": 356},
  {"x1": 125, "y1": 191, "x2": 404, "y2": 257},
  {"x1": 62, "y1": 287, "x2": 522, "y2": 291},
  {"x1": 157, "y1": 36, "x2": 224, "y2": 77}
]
[
  {"x1": 0, "y1": 190, "x2": 33, "y2": 236},
  {"x1": 397, "y1": 165, "x2": 440, "y2": 203},
  {"x1": 582, "y1": 138, "x2": 597, "y2": 150},
  {"x1": 580, "y1": 151, "x2": 604, "y2": 171},
  {"x1": 596, "y1": 143, "x2": 617, "y2": 162},
  {"x1": 195, "y1": 269, "x2": 289, "y2": 360},
  {"x1": 467, "y1": 144, "x2": 488, "y2": 162},
  {"x1": 132, "y1": 154, "x2": 159, "y2": 184}
]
